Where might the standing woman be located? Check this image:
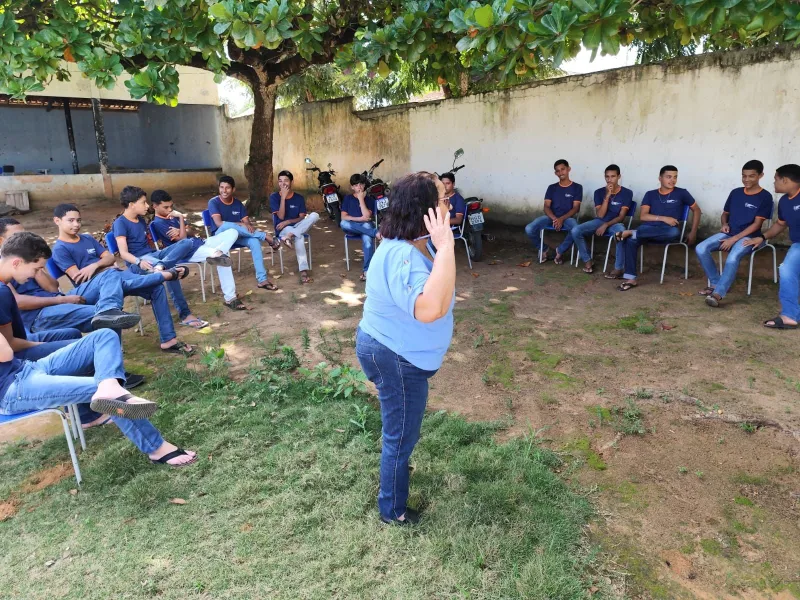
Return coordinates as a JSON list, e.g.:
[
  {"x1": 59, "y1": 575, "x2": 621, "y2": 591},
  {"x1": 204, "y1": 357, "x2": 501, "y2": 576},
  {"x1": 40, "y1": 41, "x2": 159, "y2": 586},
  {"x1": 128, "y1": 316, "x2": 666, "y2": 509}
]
[{"x1": 356, "y1": 172, "x2": 456, "y2": 526}]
